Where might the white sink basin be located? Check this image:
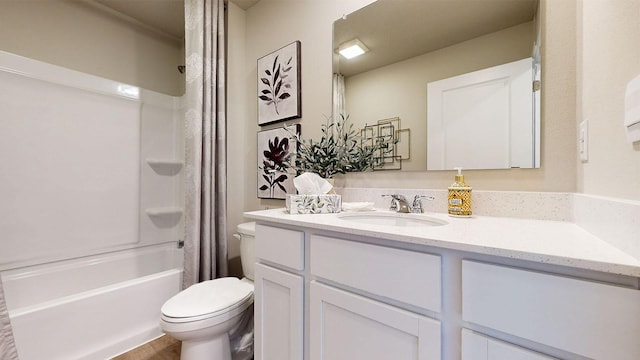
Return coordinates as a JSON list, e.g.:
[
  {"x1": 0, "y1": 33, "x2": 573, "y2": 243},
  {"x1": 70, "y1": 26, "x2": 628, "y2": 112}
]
[{"x1": 337, "y1": 212, "x2": 448, "y2": 227}]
